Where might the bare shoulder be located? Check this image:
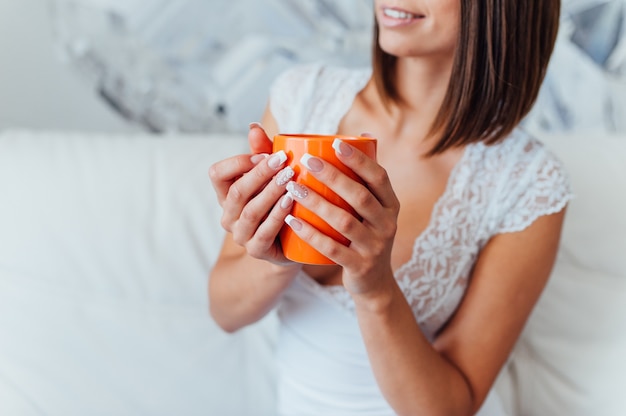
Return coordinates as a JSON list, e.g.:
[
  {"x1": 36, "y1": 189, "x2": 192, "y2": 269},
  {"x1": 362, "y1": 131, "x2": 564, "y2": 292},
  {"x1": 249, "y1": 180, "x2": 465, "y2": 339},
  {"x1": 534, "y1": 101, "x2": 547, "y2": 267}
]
[{"x1": 433, "y1": 207, "x2": 567, "y2": 410}]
